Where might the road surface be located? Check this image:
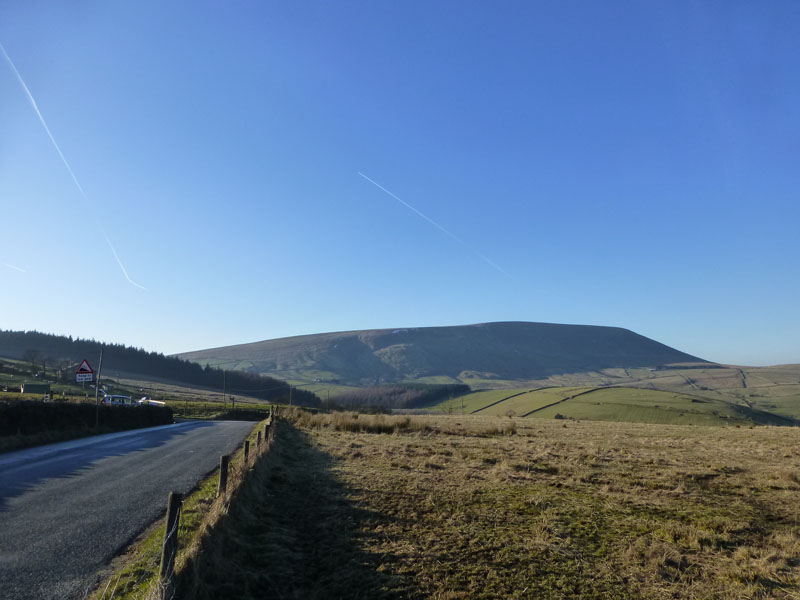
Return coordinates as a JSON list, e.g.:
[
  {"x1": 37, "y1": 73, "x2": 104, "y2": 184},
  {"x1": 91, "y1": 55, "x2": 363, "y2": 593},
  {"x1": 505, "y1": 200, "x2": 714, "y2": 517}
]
[{"x1": 0, "y1": 420, "x2": 254, "y2": 600}]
